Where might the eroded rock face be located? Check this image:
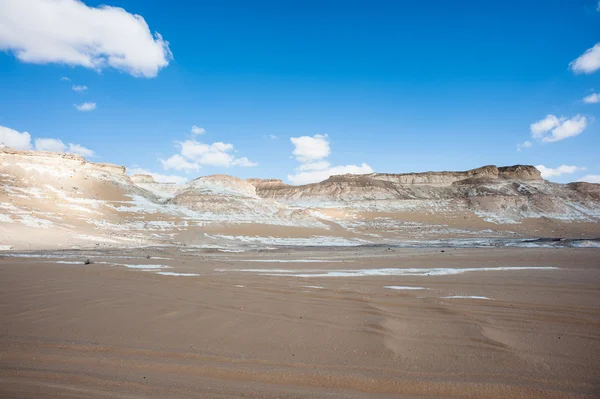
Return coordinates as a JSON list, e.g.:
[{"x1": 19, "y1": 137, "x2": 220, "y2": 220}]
[
  {"x1": 0, "y1": 150, "x2": 598, "y2": 250},
  {"x1": 131, "y1": 174, "x2": 156, "y2": 183},
  {"x1": 249, "y1": 165, "x2": 545, "y2": 202}
]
